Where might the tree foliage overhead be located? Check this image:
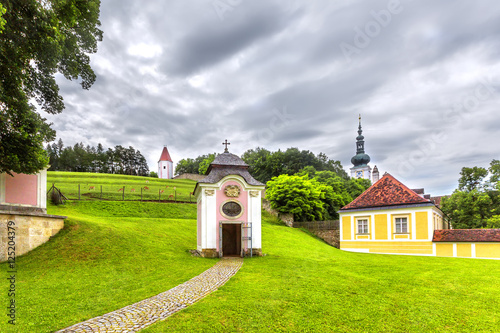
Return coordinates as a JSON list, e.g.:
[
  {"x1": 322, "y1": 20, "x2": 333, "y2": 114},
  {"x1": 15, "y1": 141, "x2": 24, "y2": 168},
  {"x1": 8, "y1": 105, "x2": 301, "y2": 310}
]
[
  {"x1": 0, "y1": 0, "x2": 102, "y2": 174},
  {"x1": 441, "y1": 159, "x2": 500, "y2": 229}
]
